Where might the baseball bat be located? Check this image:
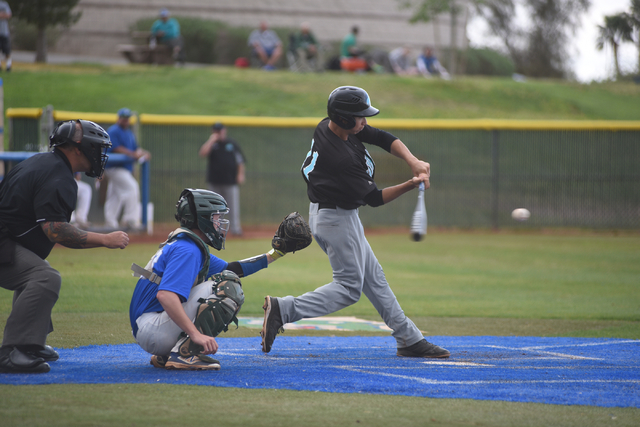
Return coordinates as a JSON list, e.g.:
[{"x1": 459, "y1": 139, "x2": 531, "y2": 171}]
[{"x1": 410, "y1": 182, "x2": 427, "y2": 241}]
